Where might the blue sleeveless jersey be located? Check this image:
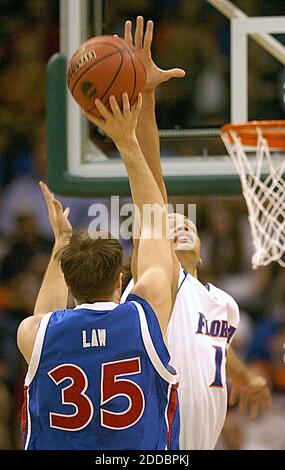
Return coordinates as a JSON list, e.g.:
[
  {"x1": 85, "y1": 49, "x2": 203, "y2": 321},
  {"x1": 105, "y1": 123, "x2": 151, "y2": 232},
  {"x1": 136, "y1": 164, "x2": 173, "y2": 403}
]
[{"x1": 22, "y1": 294, "x2": 179, "y2": 450}]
